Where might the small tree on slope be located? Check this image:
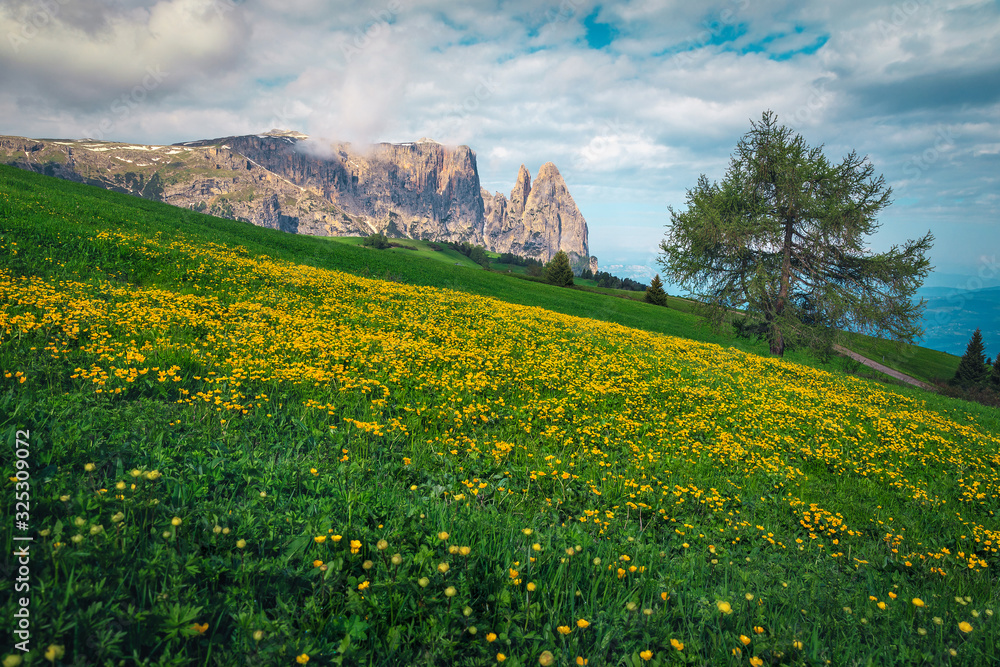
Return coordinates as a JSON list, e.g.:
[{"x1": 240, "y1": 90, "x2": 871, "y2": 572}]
[
  {"x1": 545, "y1": 250, "x2": 575, "y2": 287},
  {"x1": 645, "y1": 274, "x2": 669, "y2": 306},
  {"x1": 952, "y1": 328, "x2": 989, "y2": 387}
]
